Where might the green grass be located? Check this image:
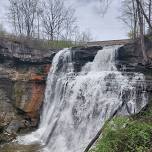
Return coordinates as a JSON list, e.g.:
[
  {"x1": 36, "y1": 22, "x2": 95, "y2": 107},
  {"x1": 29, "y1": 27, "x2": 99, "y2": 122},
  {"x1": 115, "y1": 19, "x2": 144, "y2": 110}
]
[
  {"x1": 36, "y1": 40, "x2": 76, "y2": 49},
  {"x1": 0, "y1": 34, "x2": 77, "y2": 50},
  {"x1": 89, "y1": 102, "x2": 152, "y2": 152}
]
